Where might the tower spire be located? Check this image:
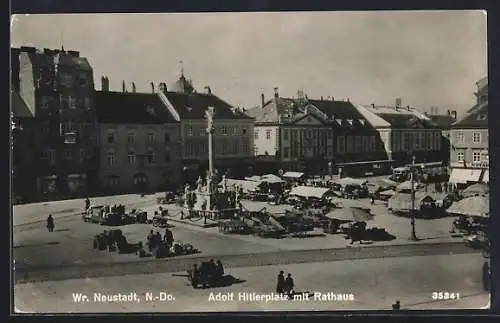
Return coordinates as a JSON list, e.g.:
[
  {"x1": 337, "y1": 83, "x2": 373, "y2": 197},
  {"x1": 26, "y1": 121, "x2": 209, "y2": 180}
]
[
  {"x1": 179, "y1": 60, "x2": 184, "y2": 77},
  {"x1": 59, "y1": 21, "x2": 65, "y2": 52}
]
